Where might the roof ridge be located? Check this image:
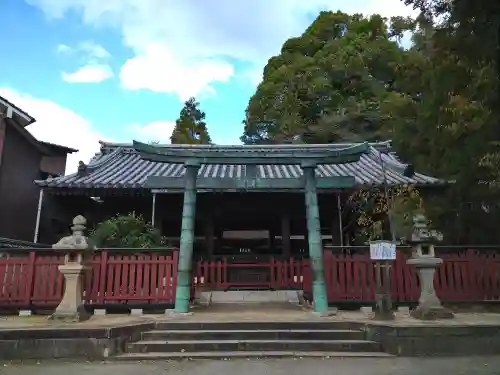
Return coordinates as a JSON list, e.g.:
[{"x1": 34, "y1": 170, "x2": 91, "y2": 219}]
[
  {"x1": 88, "y1": 146, "x2": 123, "y2": 169},
  {"x1": 99, "y1": 140, "x2": 393, "y2": 150}
]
